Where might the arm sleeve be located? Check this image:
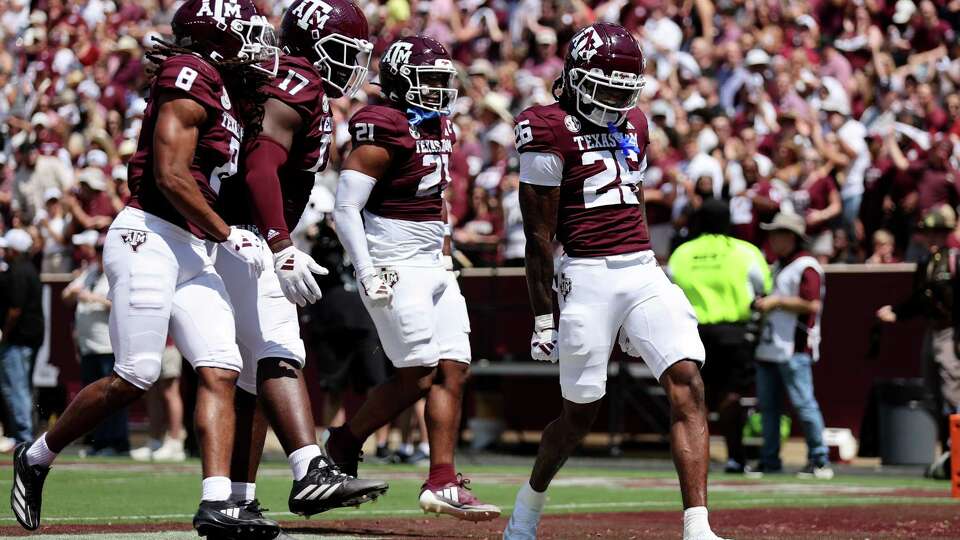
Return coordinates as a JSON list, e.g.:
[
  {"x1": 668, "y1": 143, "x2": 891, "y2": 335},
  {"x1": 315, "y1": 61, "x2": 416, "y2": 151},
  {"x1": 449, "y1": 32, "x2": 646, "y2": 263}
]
[
  {"x1": 519, "y1": 152, "x2": 564, "y2": 187},
  {"x1": 242, "y1": 135, "x2": 291, "y2": 250},
  {"x1": 334, "y1": 170, "x2": 377, "y2": 280}
]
